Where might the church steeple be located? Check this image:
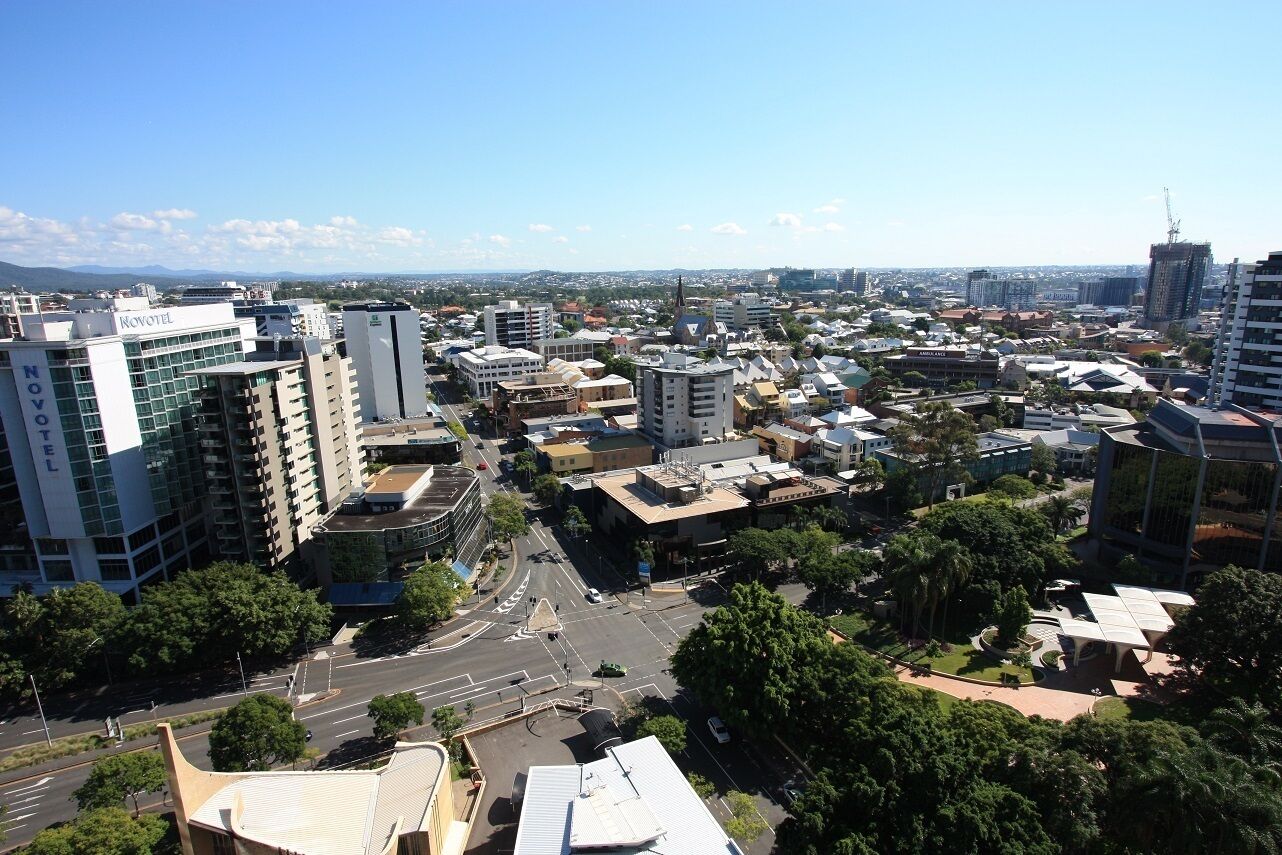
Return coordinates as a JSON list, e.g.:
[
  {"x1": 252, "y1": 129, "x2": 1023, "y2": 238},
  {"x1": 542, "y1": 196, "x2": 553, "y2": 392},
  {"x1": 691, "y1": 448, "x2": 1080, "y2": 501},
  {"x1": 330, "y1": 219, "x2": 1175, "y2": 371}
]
[{"x1": 674, "y1": 275, "x2": 685, "y2": 318}]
